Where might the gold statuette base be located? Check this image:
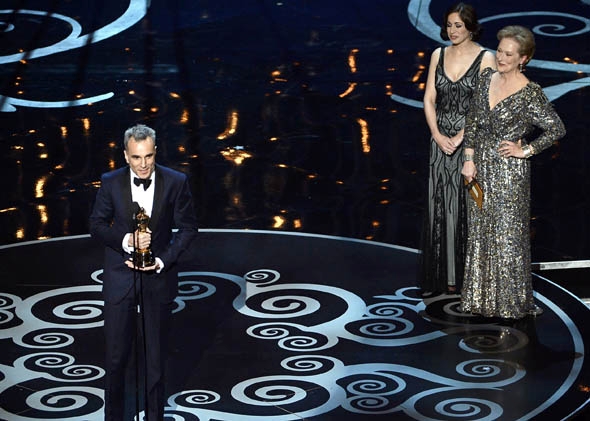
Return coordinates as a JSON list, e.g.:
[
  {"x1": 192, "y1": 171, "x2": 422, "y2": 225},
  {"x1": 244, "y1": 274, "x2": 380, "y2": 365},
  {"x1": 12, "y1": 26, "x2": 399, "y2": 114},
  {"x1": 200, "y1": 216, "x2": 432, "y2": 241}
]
[{"x1": 133, "y1": 249, "x2": 155, "y2": 268}]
